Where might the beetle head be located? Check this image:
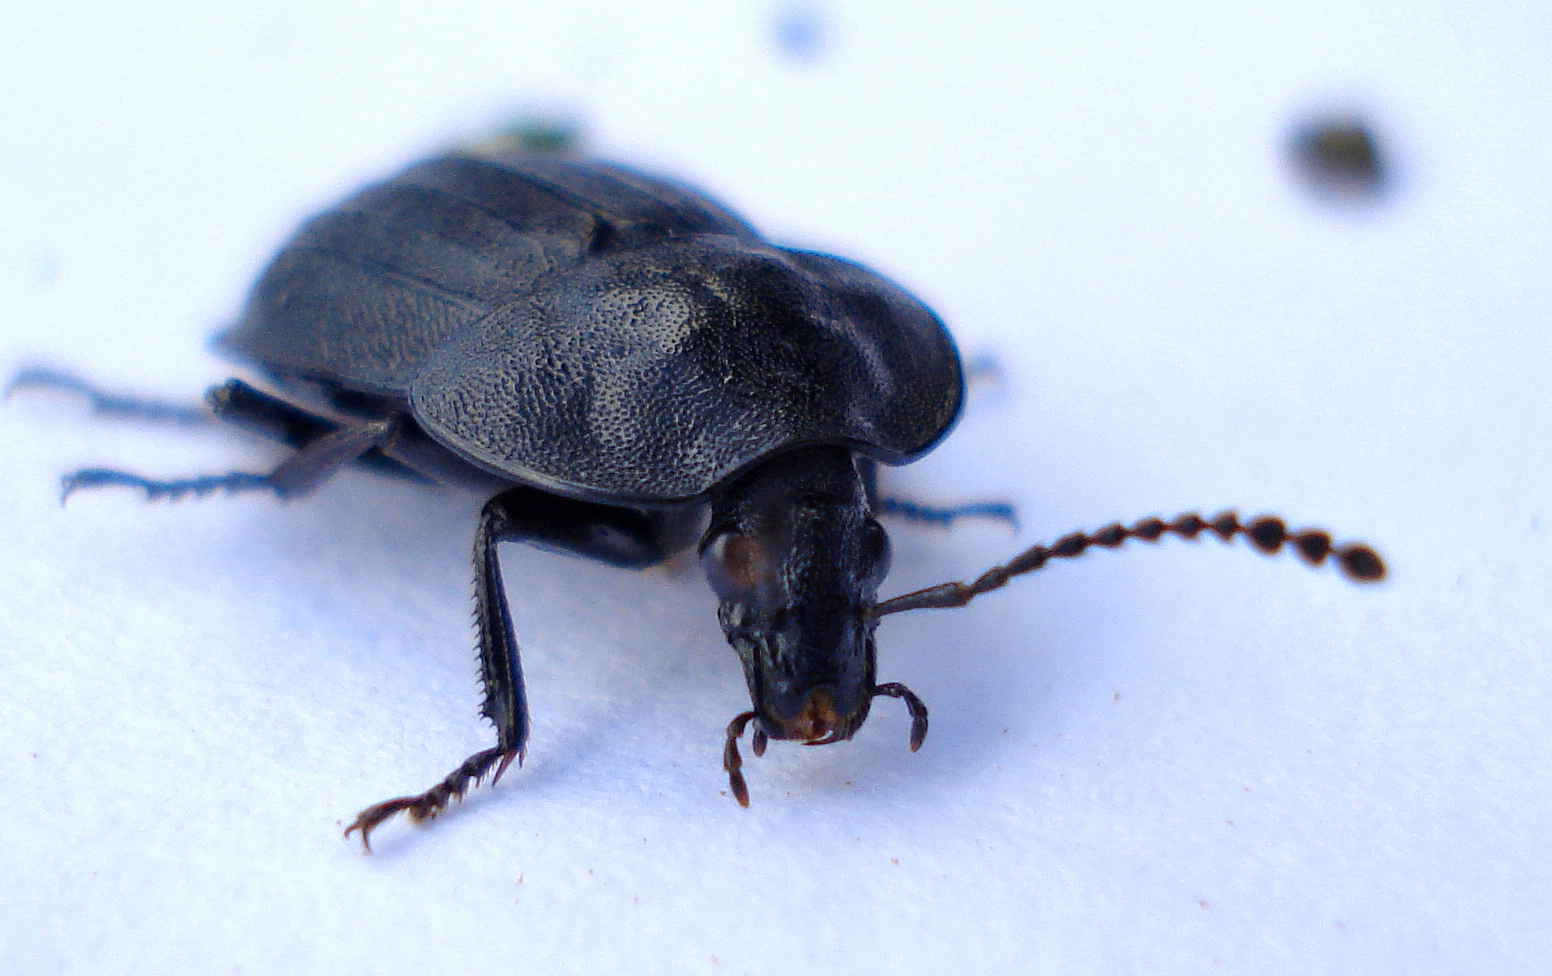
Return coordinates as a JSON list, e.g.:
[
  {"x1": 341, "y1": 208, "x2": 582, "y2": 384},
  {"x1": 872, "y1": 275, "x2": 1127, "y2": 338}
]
[{"x1": 701, "y1": 446, "x2": 925, "y2": 804}]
